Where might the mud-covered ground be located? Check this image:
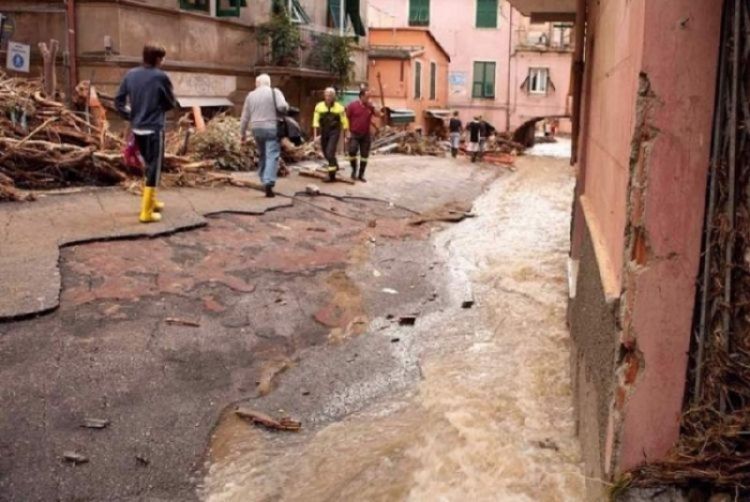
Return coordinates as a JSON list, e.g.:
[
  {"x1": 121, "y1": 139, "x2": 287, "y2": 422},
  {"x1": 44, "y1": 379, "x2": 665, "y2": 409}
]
[{"x1": 0, "y1": 179, "x2": 487, "y2": 501}]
